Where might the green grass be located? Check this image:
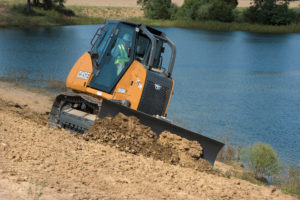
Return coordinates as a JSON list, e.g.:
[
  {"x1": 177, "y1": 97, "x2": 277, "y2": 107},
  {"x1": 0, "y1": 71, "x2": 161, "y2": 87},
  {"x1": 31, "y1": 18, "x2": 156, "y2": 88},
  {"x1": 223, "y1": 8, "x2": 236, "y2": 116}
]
[
  {"x1": 234, "y1": 171, "x2": 268, "y2": 185},
  {"x1": 0, "y1": 3, "x2": 105, "y2": 28},
  {"x1": 277, "y1": 165, "x2": 300, "y2": 196},
  {"x1": 28, "y1": 176, "x2": 46, "y2": 200},
  {"x1": 281, "y1": 185, "x2": 300, "y2": 196},
  {"x1": 216, "y1": 166, "x2": 268, "y2": 186}
]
